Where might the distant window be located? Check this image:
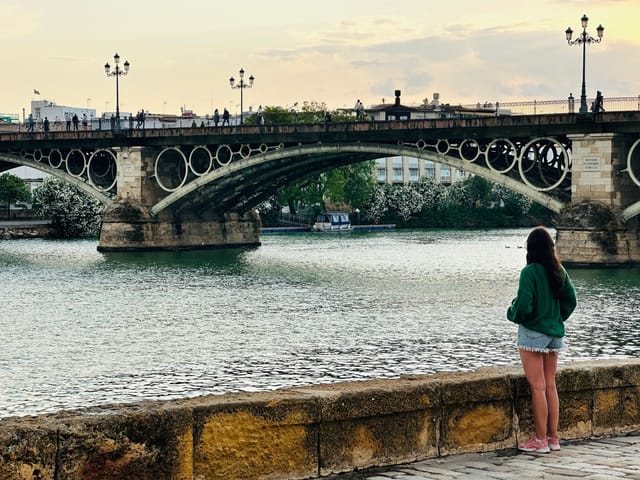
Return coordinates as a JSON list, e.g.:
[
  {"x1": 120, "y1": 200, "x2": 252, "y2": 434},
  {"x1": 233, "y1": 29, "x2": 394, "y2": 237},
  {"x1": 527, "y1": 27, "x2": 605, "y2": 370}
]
[
  {"x1": 425, "y1": 160, "x2": 436, "y2": 178},
  {"x1": 392, "y1": 168, "x2": 403, "y2": 182}
]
